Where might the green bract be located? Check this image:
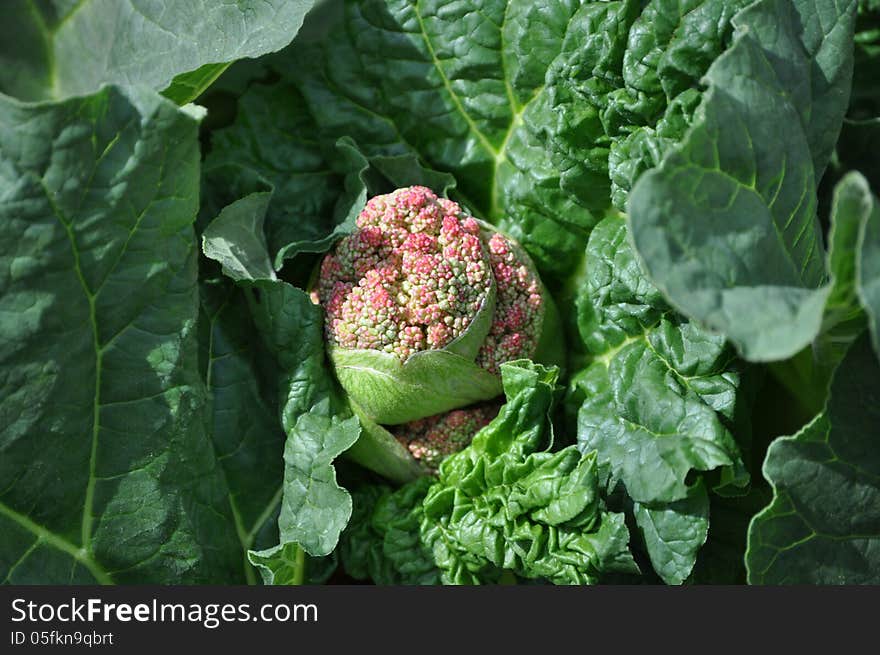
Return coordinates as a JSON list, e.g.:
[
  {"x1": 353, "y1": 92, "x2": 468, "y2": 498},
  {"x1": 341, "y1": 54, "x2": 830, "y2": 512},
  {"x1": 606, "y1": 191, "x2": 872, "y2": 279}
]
[{"x1": 315, "y1": 186, "x2": 562, "y2": 425}]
